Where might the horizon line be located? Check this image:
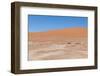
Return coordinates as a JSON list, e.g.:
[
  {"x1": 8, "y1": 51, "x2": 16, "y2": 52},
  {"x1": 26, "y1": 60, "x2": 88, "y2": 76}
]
[{"x1": 29, "y1": 27, "x2": 87, "y2": 33}]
